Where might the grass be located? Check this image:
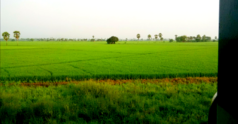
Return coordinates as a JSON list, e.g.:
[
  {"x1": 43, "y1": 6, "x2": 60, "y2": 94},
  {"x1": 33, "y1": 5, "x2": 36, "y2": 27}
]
[
  {"x1": 0, "y1": 78, "x2": 217, "y2": 124},
  {"x1": 0, "y1": 41, "x2": 217, "y2": 123},
  {"x1": 0, "y1": 41, "x2": 218, "y2": 81}
]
